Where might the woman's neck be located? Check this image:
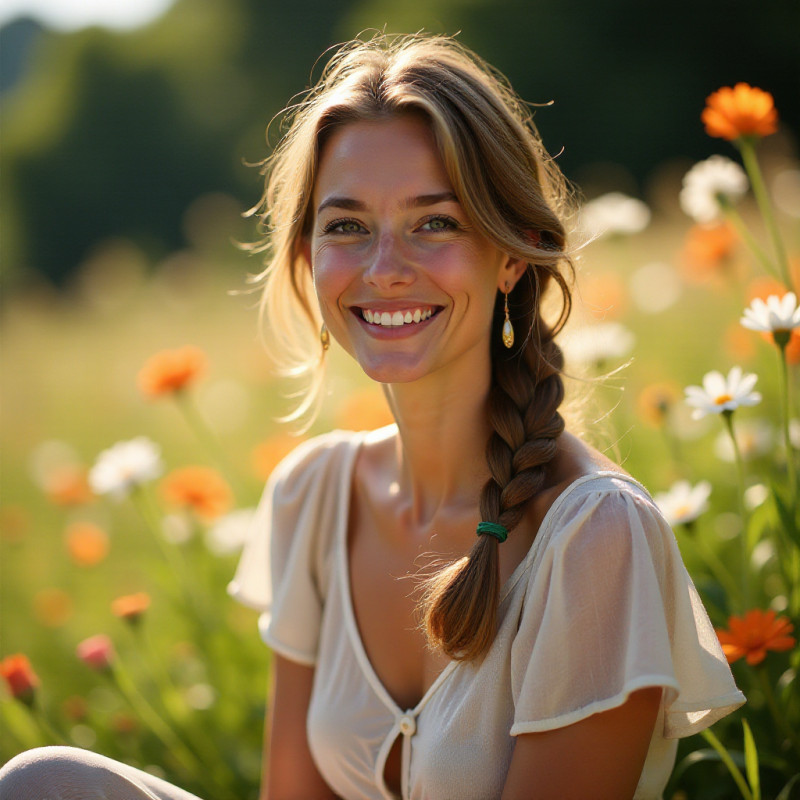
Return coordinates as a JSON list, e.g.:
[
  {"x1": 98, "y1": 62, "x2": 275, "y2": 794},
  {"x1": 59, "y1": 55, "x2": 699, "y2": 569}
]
[{"x1": 383, "y1": 359, "x2": 493, "y2": 528}]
